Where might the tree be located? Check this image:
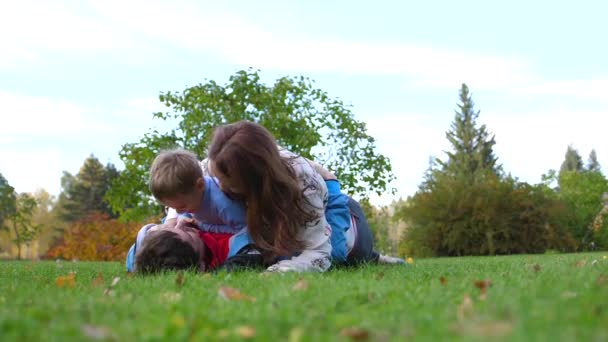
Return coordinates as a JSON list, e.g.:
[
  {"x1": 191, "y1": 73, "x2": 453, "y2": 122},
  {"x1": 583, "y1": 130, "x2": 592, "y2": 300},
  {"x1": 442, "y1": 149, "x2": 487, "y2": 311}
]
[
  {"x1": 107, "y1": 69, "x2": 395, "y2": 221},
  {"x1": 8, "y1": 193, "x2": 41, "y2": 259},
  {"x1": 587, "y1": 149, "x2": 601, "y2": 172},
  {"x1": 437, "y1": 83, "x2": 500, "y2": 181},
  {"x1": 0, "y1": 173, "x2": 16, "y2": 230},
  {"x1": 559, "y1": 145, "x2": 583, "y2": 177},
  {"x1": 559, "y1": 170, "x2": 608, "y2": 247},
  {"x1": 57, "y1": 155, "x2": 119, "y2": 222},
  {"x1": 396, "y1": 84, "x2": 572, "y2": 257}
]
